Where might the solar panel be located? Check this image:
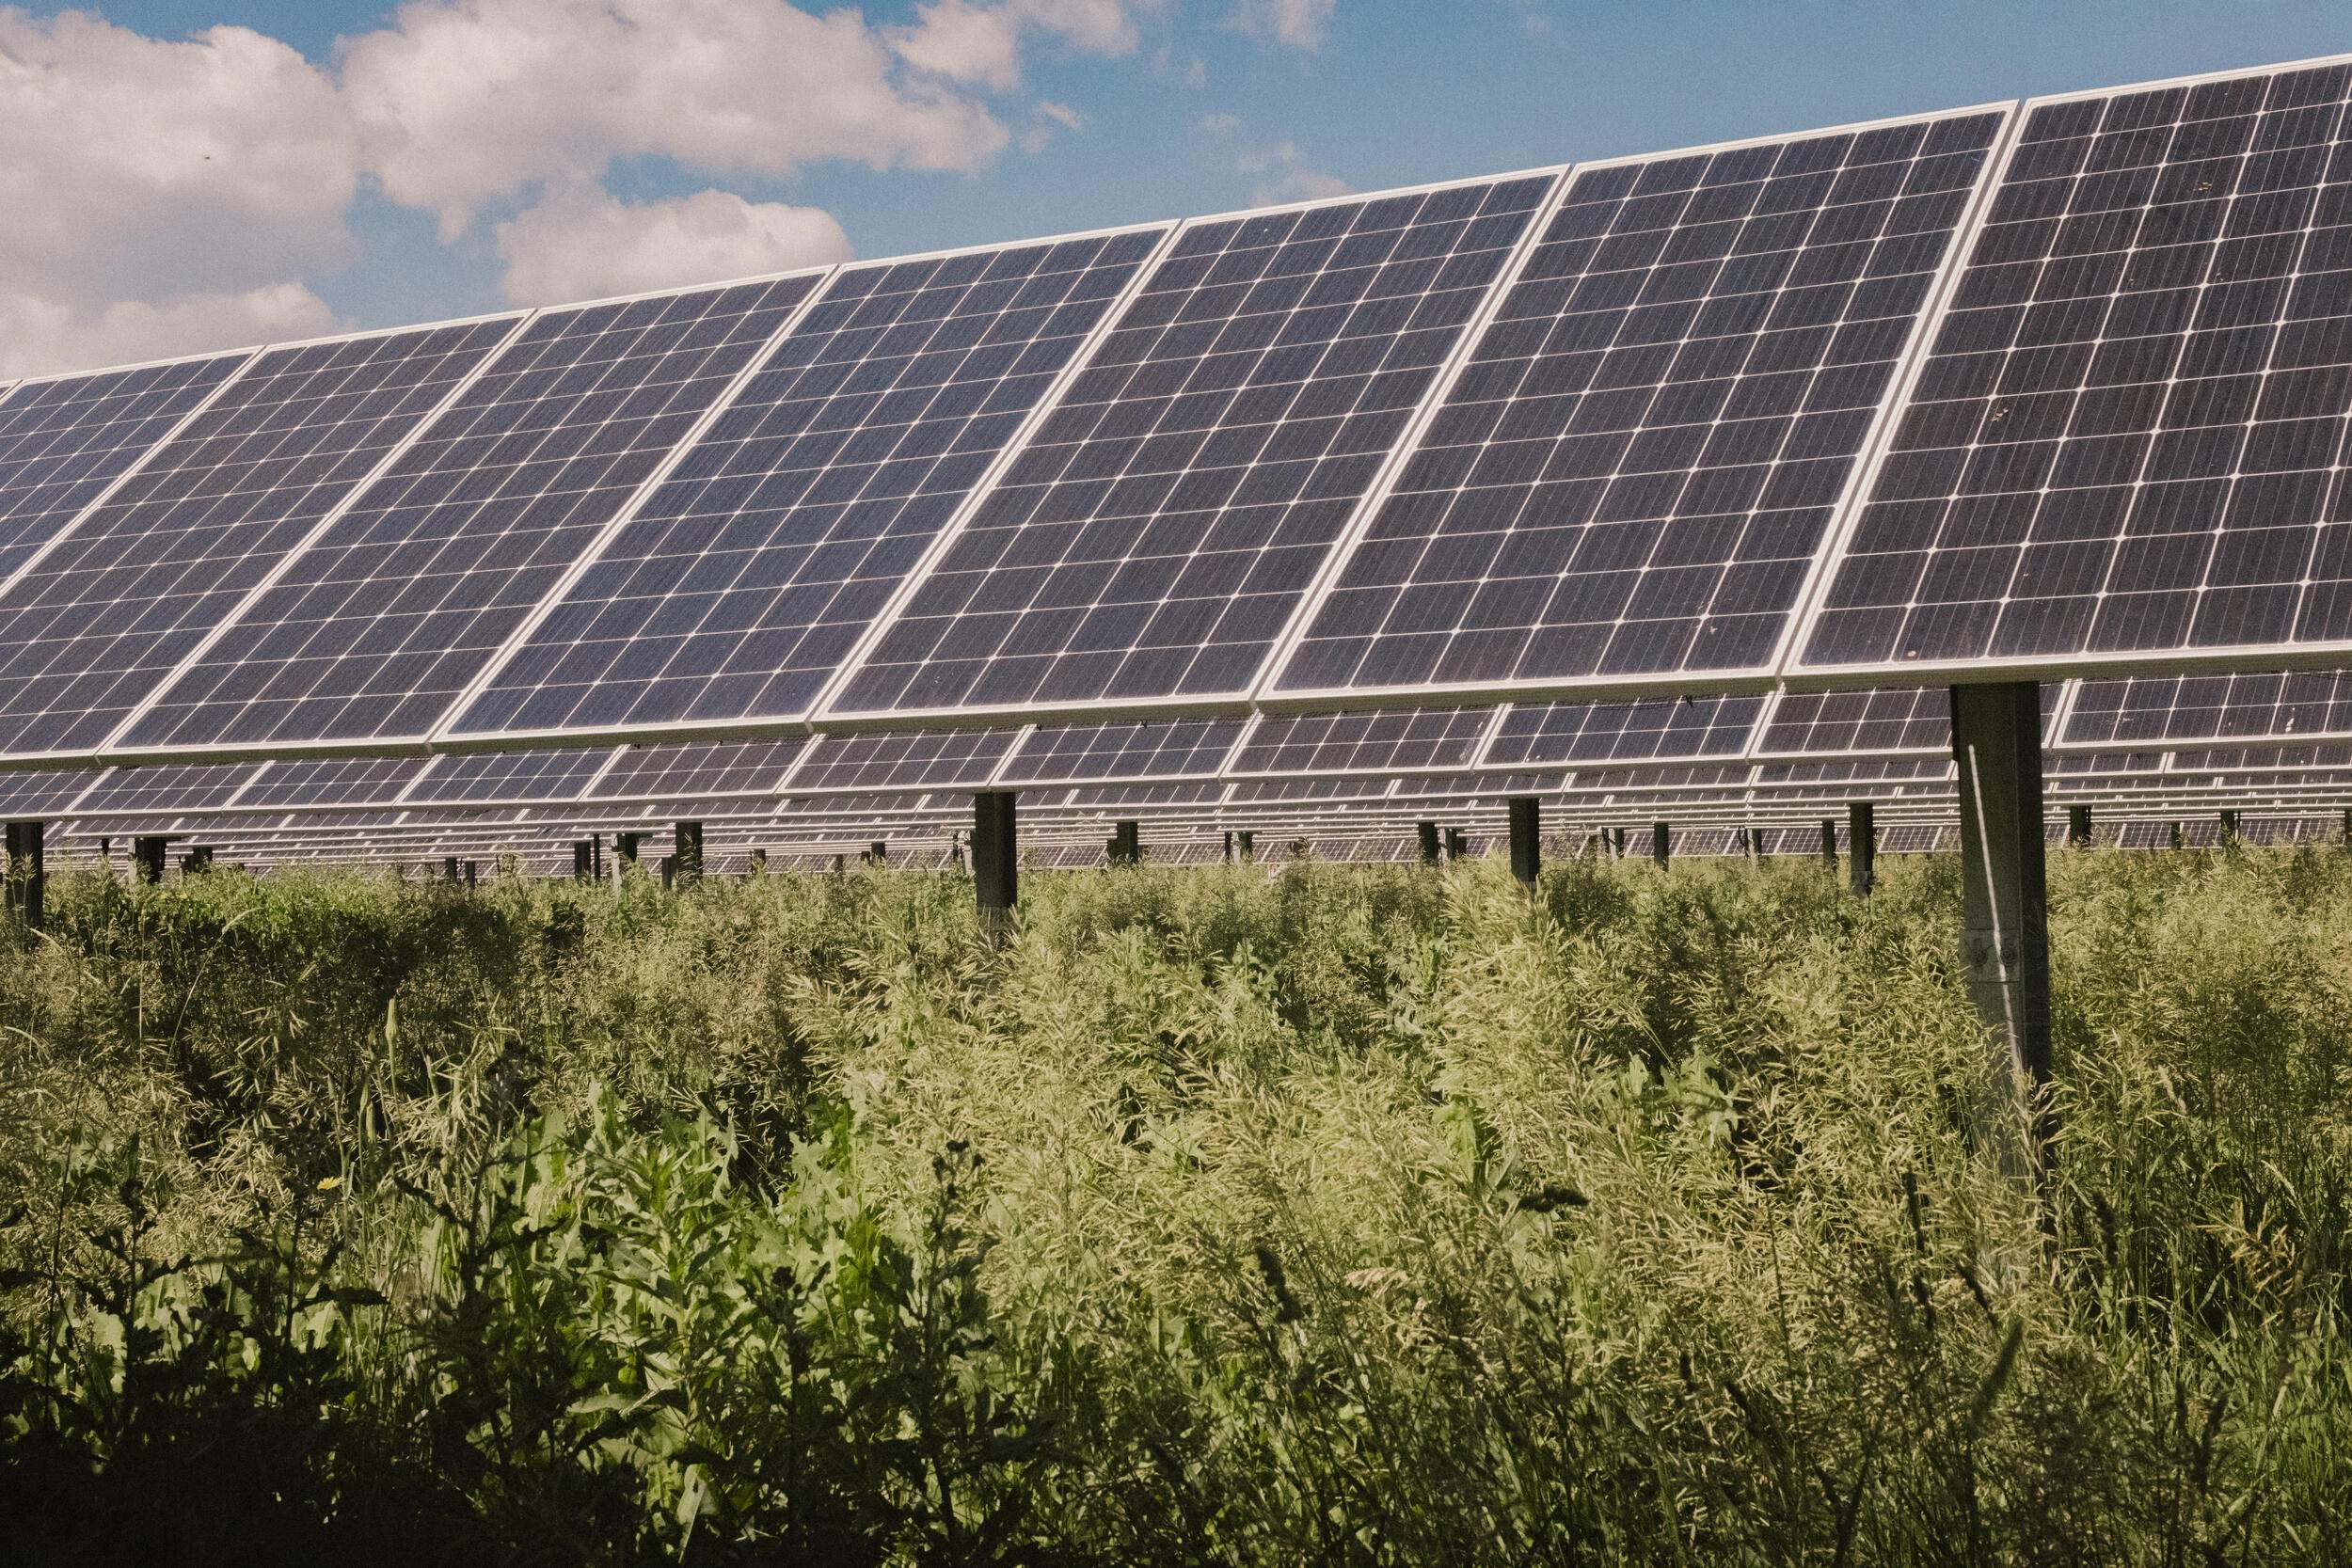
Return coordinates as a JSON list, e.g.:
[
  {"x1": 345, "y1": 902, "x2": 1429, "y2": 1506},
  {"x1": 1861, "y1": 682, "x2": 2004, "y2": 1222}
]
[
  {"x1": 75, "y1": 763, "x2": 259, "y2": 815},
  {"x1": 1482, "y1": 692, "x2": 1761, "y2": 765},
  {"x1": 1271, "y1": 106, "x2": 2010, "y2": 704},
  {"x1": 0, "y1": 768, "x2": 102, "y2": 816},
  {"x1": 1228, "y1": 706, "x2": 1501, "y2": 775},
  {"x1": 827, "y1": 173, "x2": 1564, "y2": 721},
  {"x1": 2062, "y1": 669, "x2": 2352, "y2": 745},
  {"x1": 447, "y1": 230, "x2": 1170, "y2": 742},
  {"x1": 785, "y1": 728, "x2": 1020, "y2": 794},
  {"x1": 1798, "y1": 58, "x2": 2352, "y2": 674},
  {"x1": 116, "y1": 276, "x2": 826, "y2": 754},
  {"x1": 404, "y1": 747, "x2": 620, "y2": 805},
  {"x1": 1753, "y1": 685, "x2": 1953, "y2": 754},
  {"x1": 995, "y1": 718, "x2": 1245, "y2": 785},
  {"x1": 589, "y1": 738, "x2": 806, "y2": 800},
  {"x1": 0, "y1": 319, "x2": 524, "y2": 761},
  {"x1": 0, "y1": 352, "x2": 252, "y2": 585},
  {"x1": 231, "y1": 756, "x2": 427, "y2": 810}
]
